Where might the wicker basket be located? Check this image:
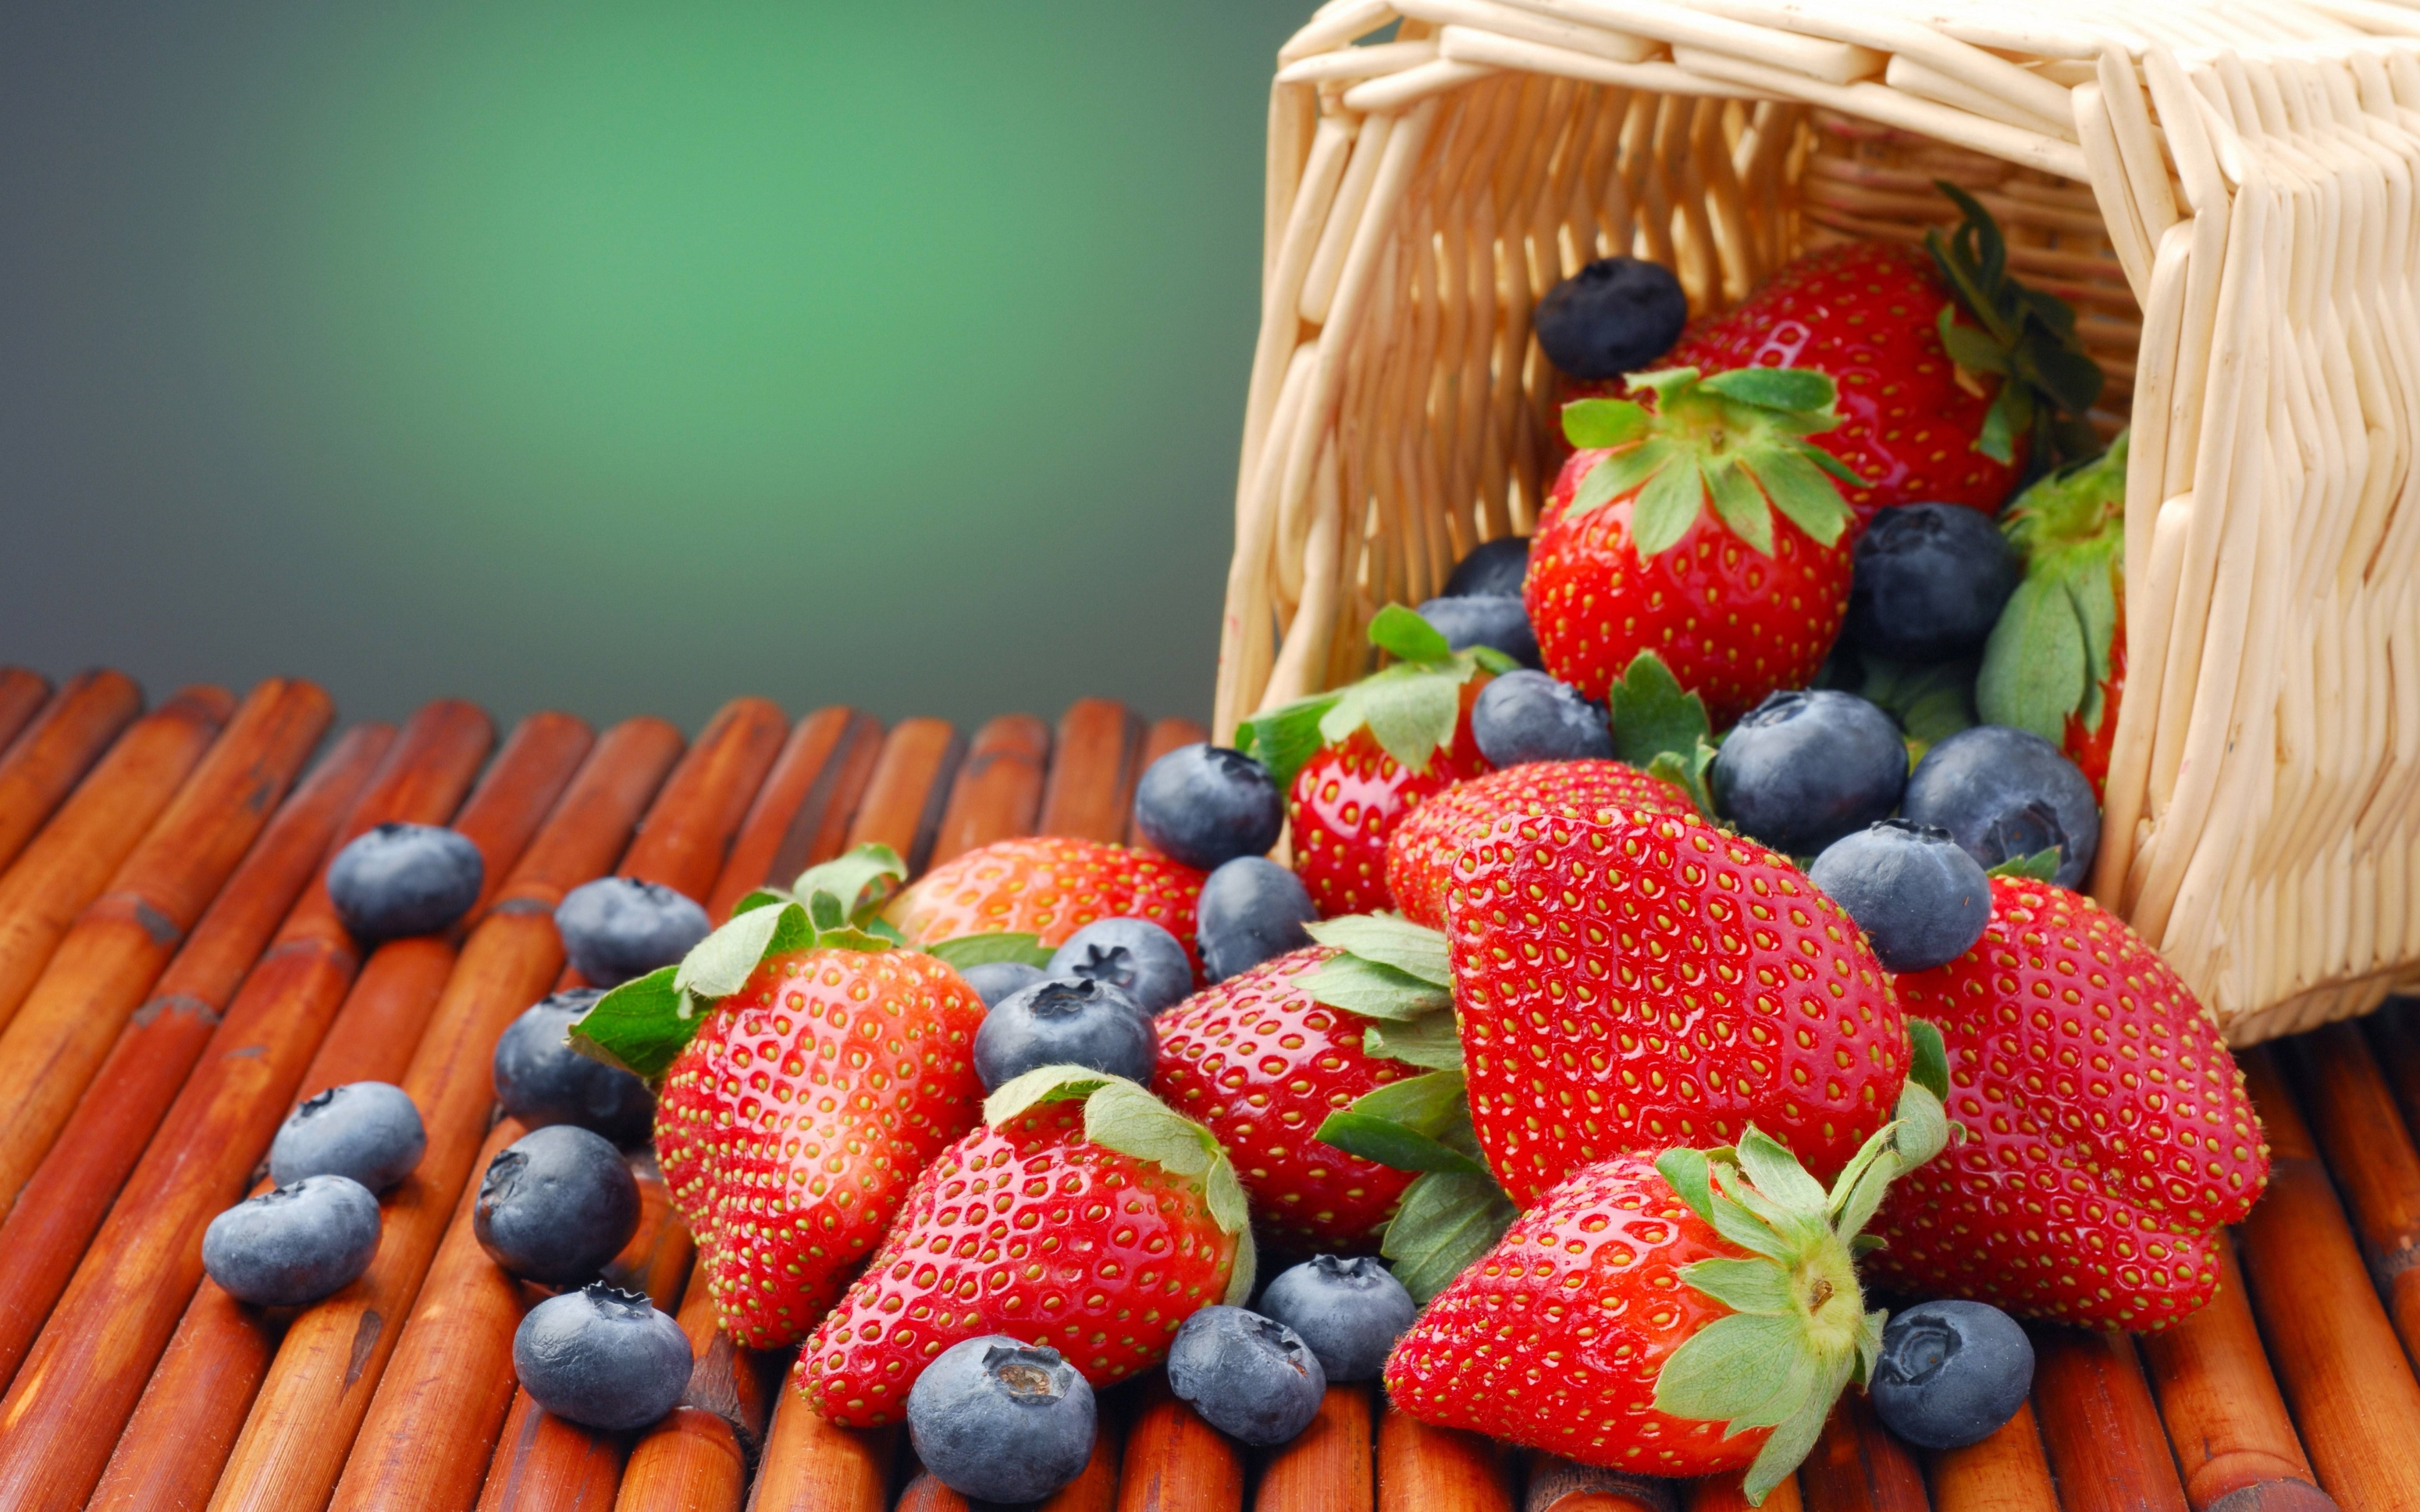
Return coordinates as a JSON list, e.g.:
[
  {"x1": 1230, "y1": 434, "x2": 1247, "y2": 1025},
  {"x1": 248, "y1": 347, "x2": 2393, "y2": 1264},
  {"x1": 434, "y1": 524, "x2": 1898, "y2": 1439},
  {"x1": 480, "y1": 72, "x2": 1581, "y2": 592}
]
[{"x1": 1214, "y1": 0, "x2": 2420, "y2": 1047}]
